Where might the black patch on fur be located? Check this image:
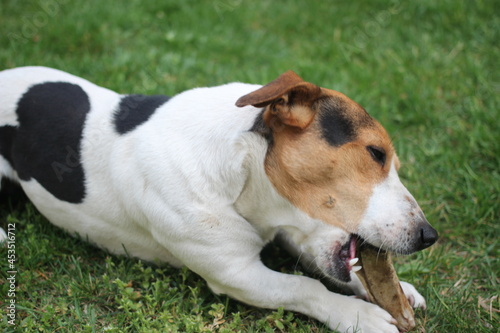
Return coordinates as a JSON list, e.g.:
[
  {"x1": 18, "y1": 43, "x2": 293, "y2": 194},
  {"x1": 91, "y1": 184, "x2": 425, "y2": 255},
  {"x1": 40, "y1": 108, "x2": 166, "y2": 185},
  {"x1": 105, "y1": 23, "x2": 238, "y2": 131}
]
[
  {"x1": 249, "y1": 109, "x2": 273, "y2": 145},
  {"x1": 0, "y1": 177, "x2": 26, "y2": 205},
  {"x1": 318, "y1": 97, "x2": 373, "y2": 147},
  {"x1": 0, "y1": 125, "x2": 17, "y2": 165},
  {"x1": 114, "y1": 94, "x2": 170, "y2": 134},
  {"x1": 13, "y1": 82, "x2": 90, "y2": 203}
]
